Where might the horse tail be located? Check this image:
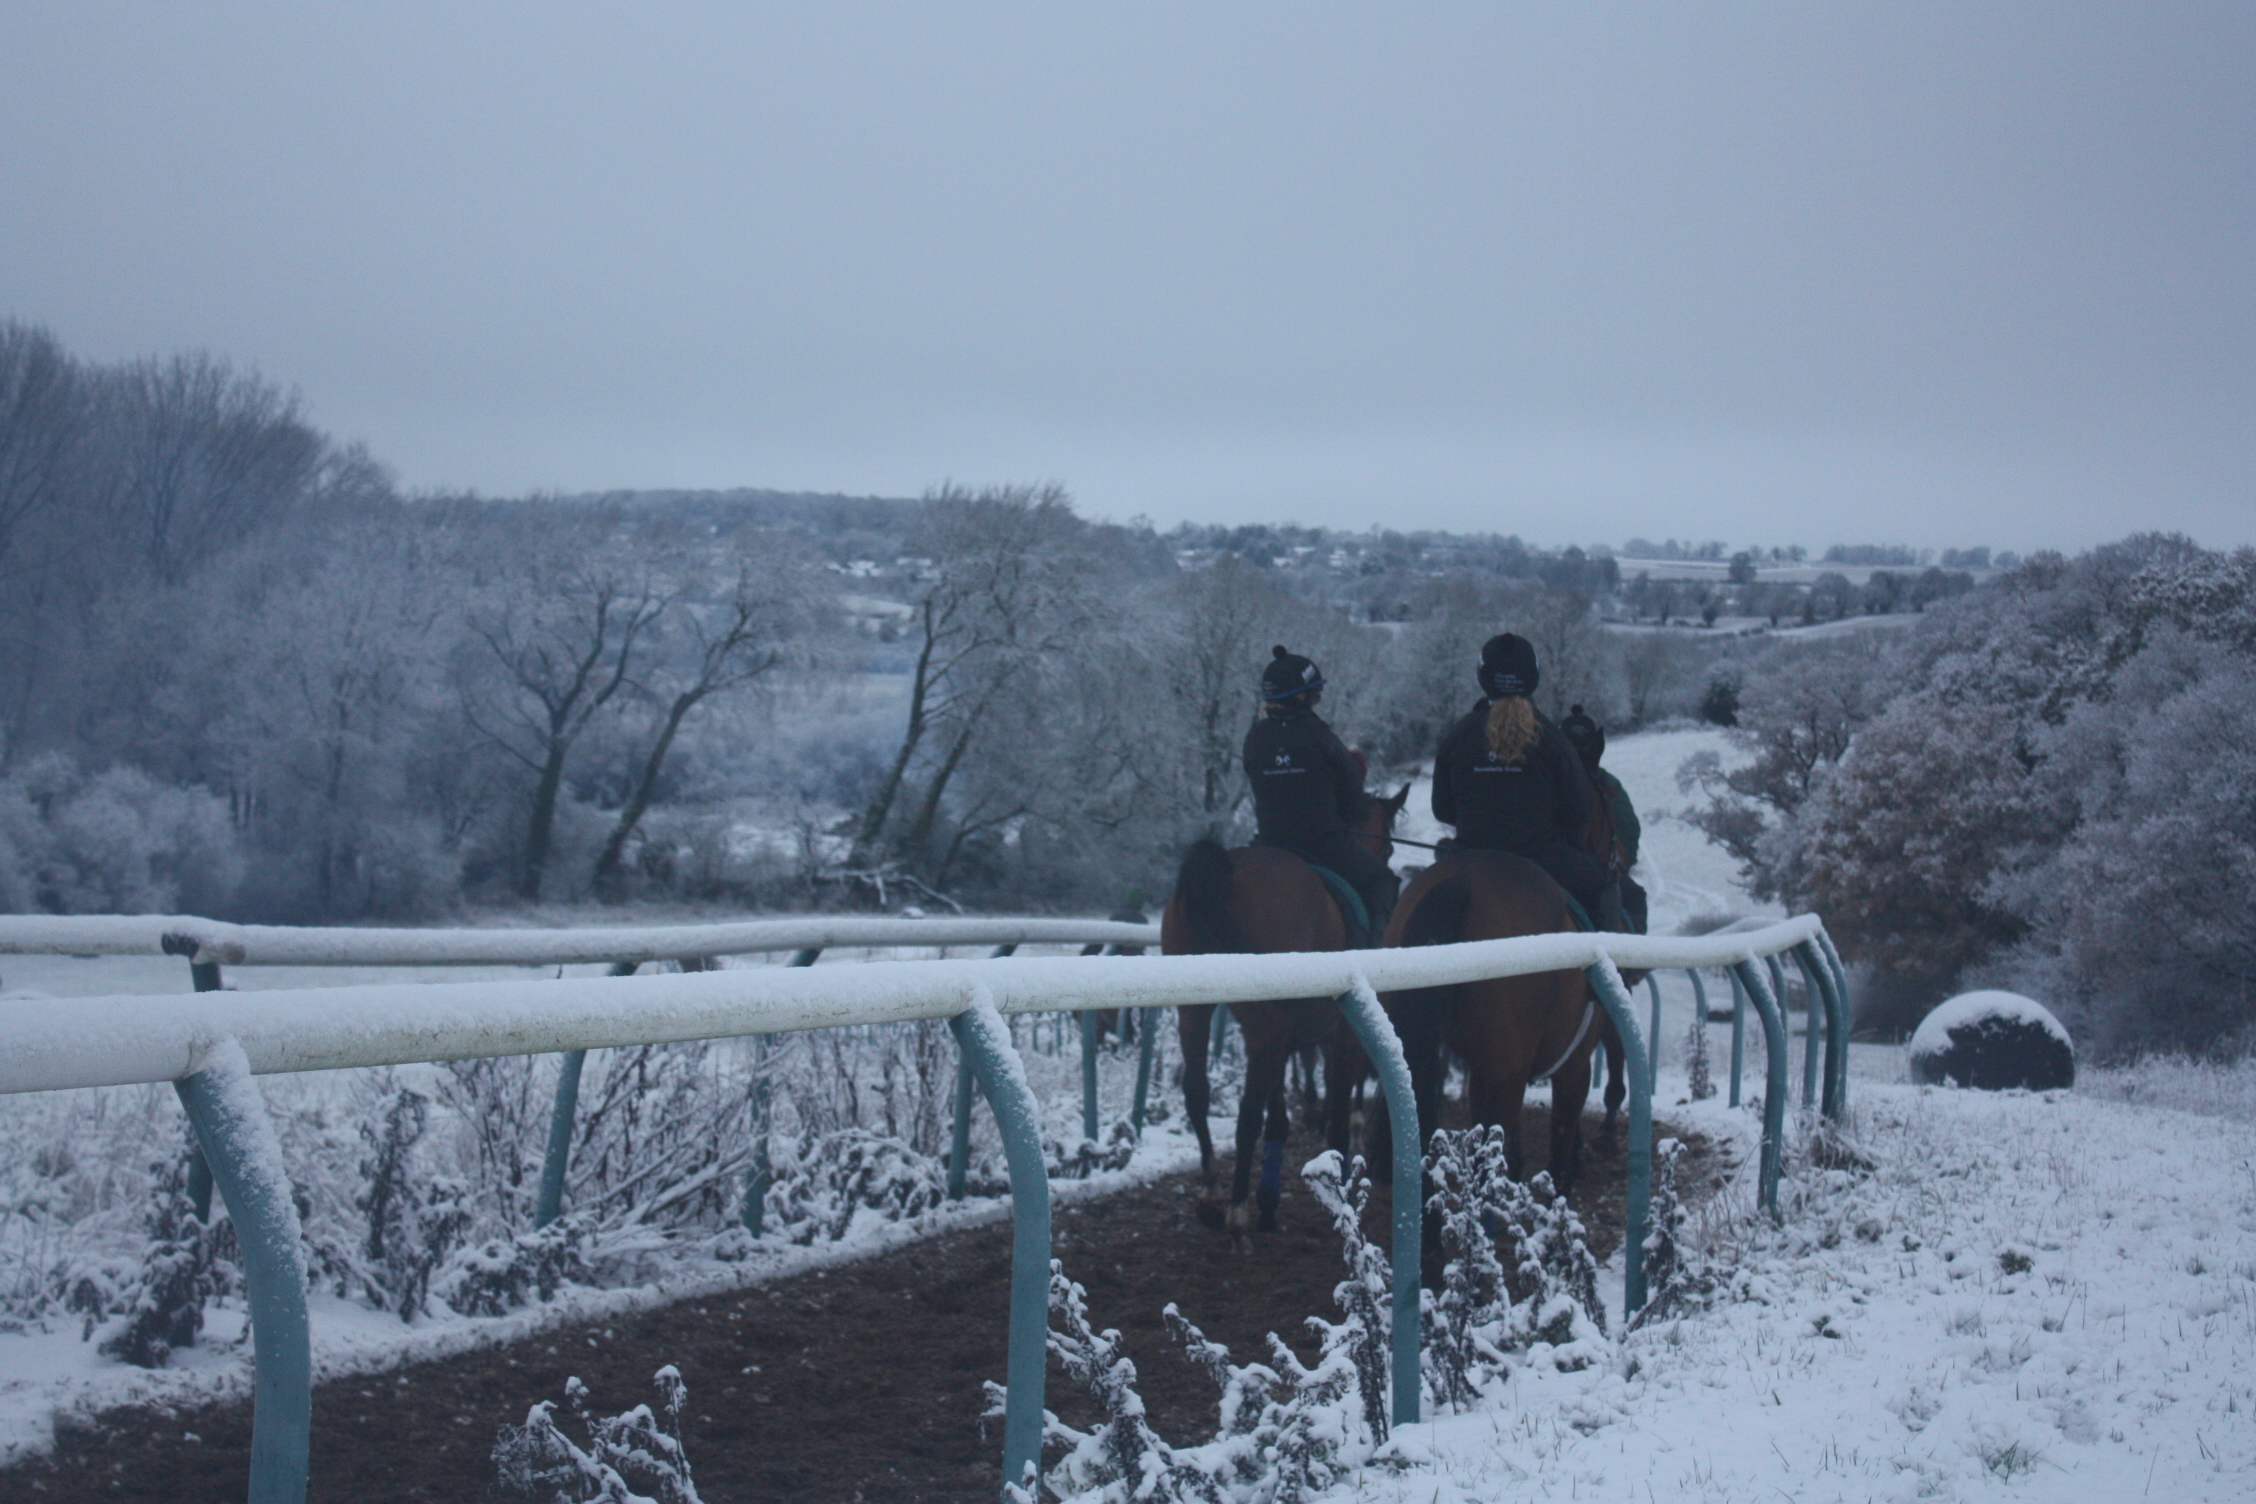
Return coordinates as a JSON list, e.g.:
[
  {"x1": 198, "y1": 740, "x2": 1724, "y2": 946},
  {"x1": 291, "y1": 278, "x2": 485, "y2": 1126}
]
[
  {"x1": 1388, "y1": 868, "x2": 1473, "y2": 1081},
  {"x1": 1399, "y1": 868, "x2": 1473, "y2": 951},
  {"x1": 1173, "y1": 838, "x2": 1252, "y2": 955}
]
